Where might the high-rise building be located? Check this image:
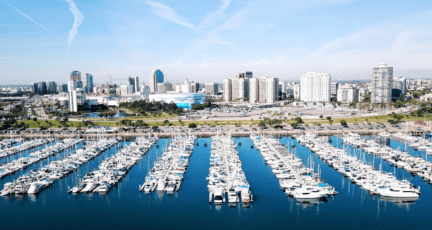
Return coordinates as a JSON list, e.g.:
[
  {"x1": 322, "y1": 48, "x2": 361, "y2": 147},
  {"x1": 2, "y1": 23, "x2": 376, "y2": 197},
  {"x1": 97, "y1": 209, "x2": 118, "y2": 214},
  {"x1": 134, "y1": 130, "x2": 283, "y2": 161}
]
[
  {"x1": 70, "y1": 71, "x2": 81, "y2": 81},
  {"x1": 293, "y1": 83, "x2": 300, "y2": 100},
  {"x1": 149, "y1": 69, "x2": 164, "y2": 93},
  {"x1": 224, "y1": 73, "x2": 279, "y2": 103},
  {"x1": 393, "y1": 76, "x2": 406, "y2": 95},
  {"x1": 83, "y1": 74, "x2": 94, "y2": 93},
  {"x1": 157, "y1": 82, "x2": 172, "y2": 93},
  {"x1": 134, "y1": 76, "x2": 139, "y2": 93},
  {"x1": 251, "y1": 77, "x2": 279, "y2": 103},
  {"x1": 371, "y1": 63, "x2": 392, "y2": 104},
  {"x1": 300, "y1": 72, "x2": 331, "y2": 102},
  {"x1": 126, "y1": 76, "x2": 135, "y2": 94},
  {"x1": 331, "y1": 82, "x2": 339, "y2": 98},
  {"x1": 37, "y1": 82, "x2": 47, "y2": 95},
  {"x1": 279, "y1": 81, "x2": 287, "y2": 94},
  {"x1": 205, "y1": 83, "x2": 219, "y2": 95},
  {"x1": 223, "y1": 79, "x2": 232, "y2": 102},
  {"x1": 47, "y1": 81, "x2": 57, "y2": 94},
  {"x1": 190, "y1": 82, "x2": 199, "y2": 93},
  {"x1": 31, "y1": 82, "x2": 38, "y2": 94},
  {"x1": 69, "y1": 88, "x2": 86, "y2": 112},
  {"x1": 337, "y1": 84, "x2": 359, "y2": 104},
  {"x1": 58, "y1": 84, "x2": 68, "y2": 93}
]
